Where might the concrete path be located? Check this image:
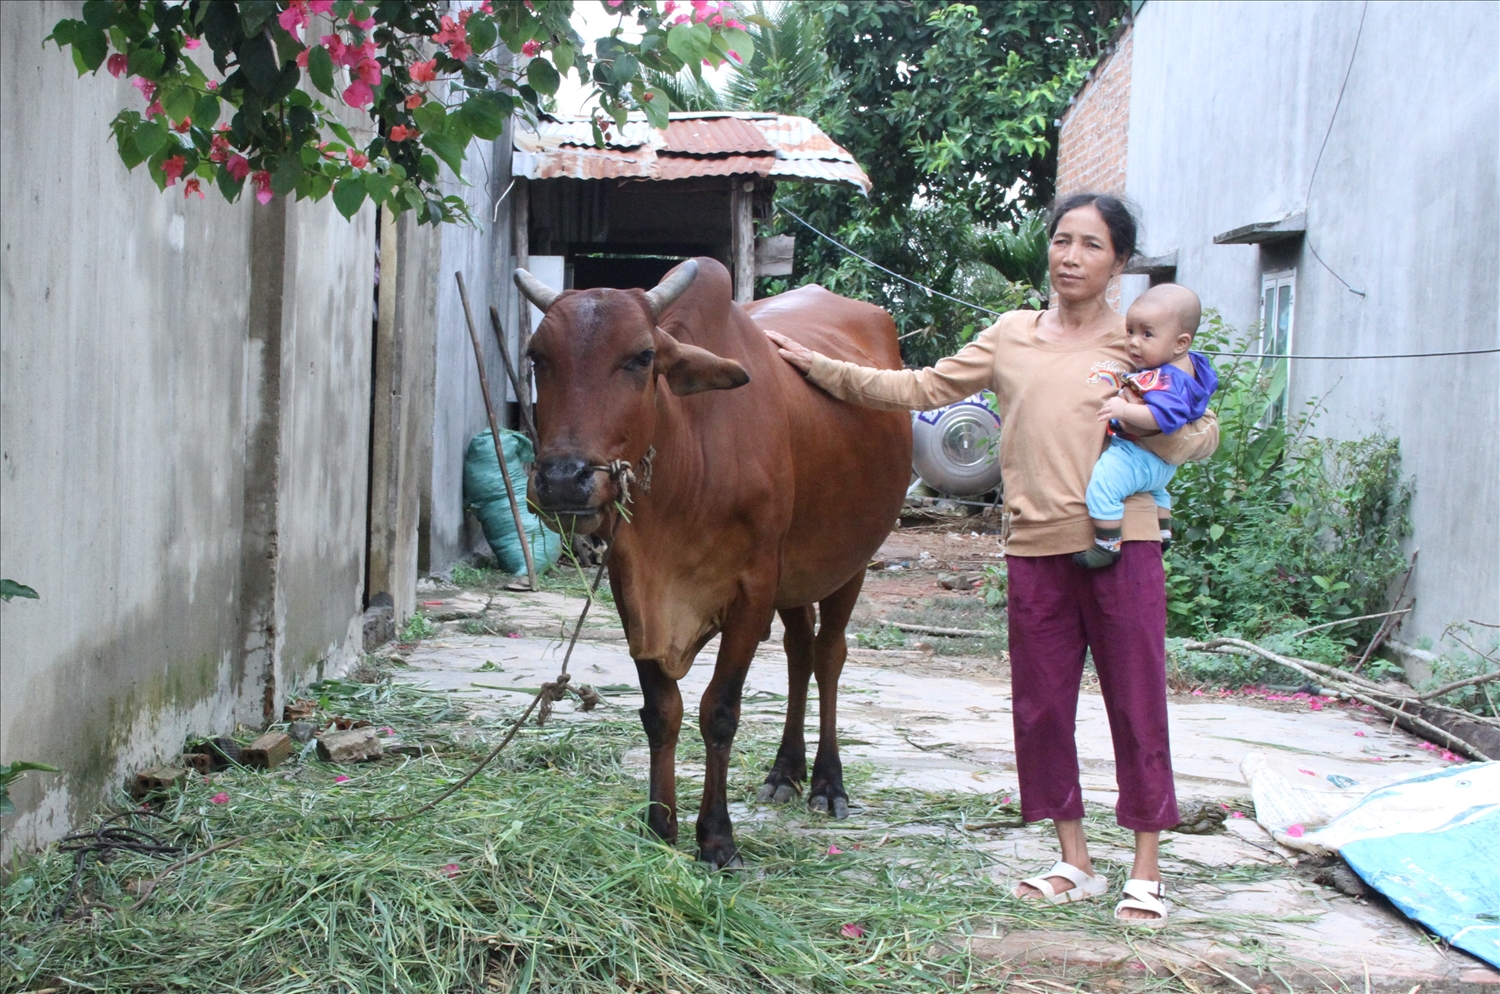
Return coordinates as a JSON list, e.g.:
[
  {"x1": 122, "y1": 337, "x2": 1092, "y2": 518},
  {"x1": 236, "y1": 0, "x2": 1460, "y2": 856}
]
[{"x1": 392, "y1": 586, "x2": 1498, "y2": 990}]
